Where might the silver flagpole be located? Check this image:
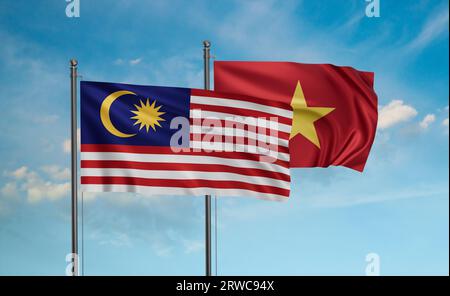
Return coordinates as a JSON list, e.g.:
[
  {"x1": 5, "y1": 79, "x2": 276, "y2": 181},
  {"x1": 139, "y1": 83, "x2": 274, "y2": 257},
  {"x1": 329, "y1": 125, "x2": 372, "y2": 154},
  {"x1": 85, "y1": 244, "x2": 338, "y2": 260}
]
[
  {"x1": 203, "y1": 41, "x2": 212, "y2": 276},
  {"x1": 70, "y1": 59, "x2": 79, "y2": 276}
]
